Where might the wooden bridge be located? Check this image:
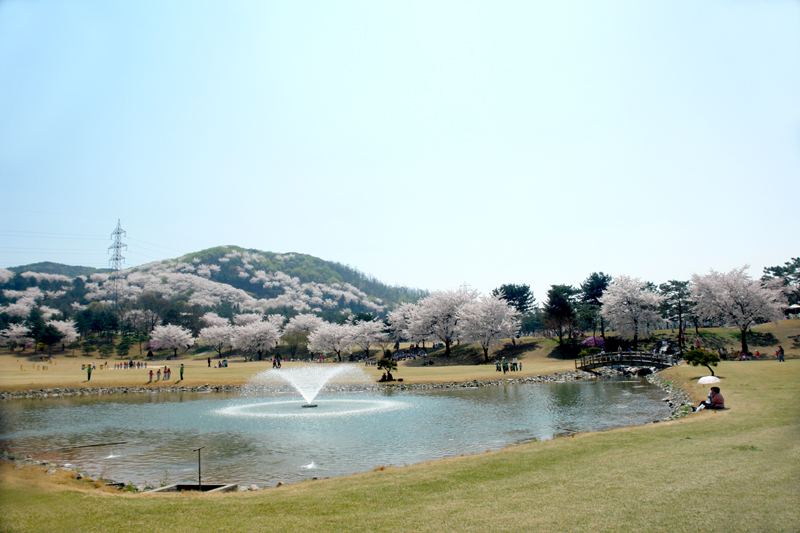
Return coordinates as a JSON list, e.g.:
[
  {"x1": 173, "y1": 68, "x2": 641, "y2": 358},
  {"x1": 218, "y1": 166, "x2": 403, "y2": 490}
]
[{"x1": 575, "y1": 352, "x2": 676, "y2": 372}]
